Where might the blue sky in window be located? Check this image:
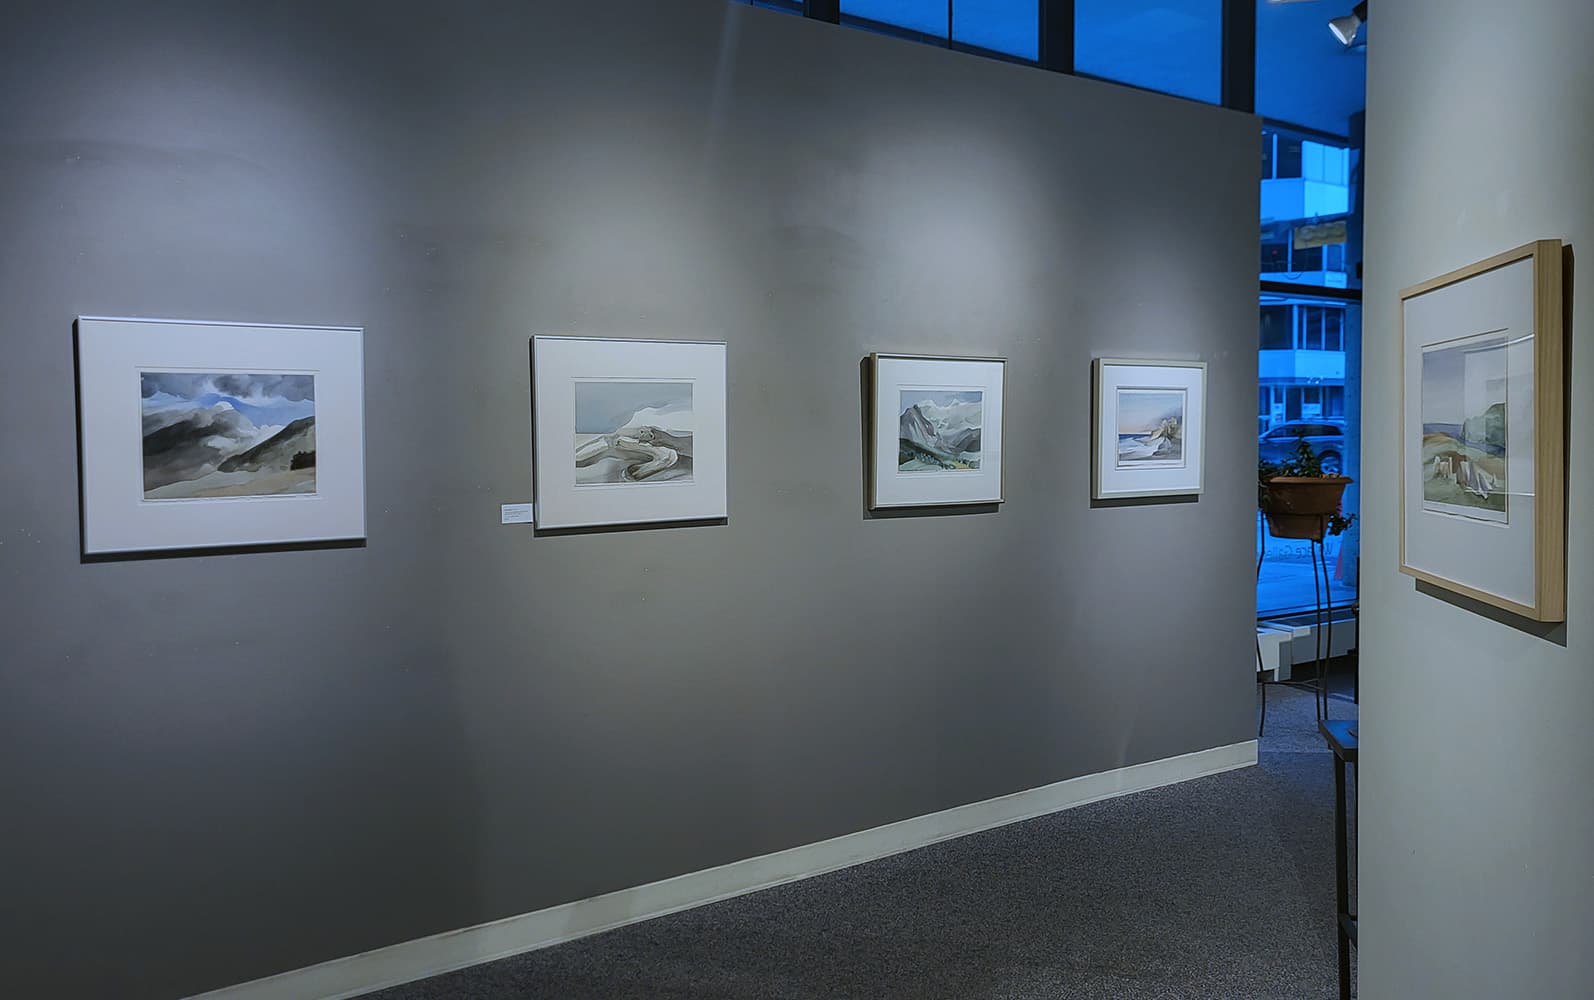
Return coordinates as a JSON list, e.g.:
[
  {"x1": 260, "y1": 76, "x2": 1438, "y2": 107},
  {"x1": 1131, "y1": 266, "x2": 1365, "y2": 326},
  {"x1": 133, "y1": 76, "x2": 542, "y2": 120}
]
[
  {"x1": 842, "y1": 1, "x2": 1039, "y2": 59},
  {"x1": 841, "y1": 1, "x2": 948, "y2": 38},
  {"x1": 754, "y1": 2, "x2": 1365, "y2": 134},
  {"x1": 1256, "y1": 0, "x2": 1366, "y2": 135},
  {"x1": 1075, "y1": 0, "x2": 1223, "y2": 104},
  {"x1": 954, "y1": 0, "x2": 1039, "y2": 59}
]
